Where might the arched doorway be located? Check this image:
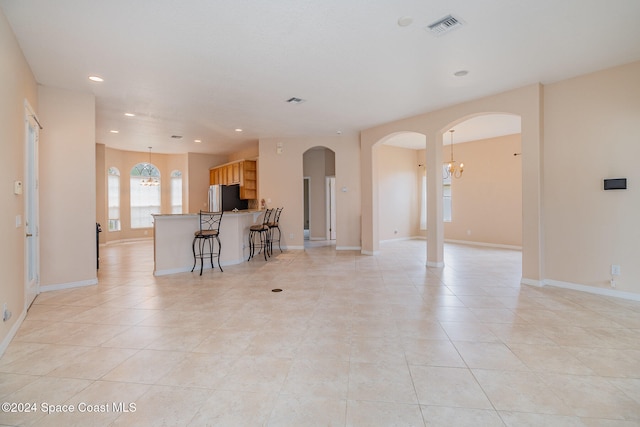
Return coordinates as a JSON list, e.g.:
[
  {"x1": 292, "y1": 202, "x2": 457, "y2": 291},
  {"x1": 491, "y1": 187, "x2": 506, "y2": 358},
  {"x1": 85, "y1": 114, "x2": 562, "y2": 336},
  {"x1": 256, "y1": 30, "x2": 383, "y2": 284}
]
[
  {"x1": 303, "y1": 146, "x2": 336, "y2": 247},
  {"x1": 370, "y1": 114, "x2": 522, "y2": 265},
  {"x1": 360, "y1": 83, "x2": 542, "y2": 285}
]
